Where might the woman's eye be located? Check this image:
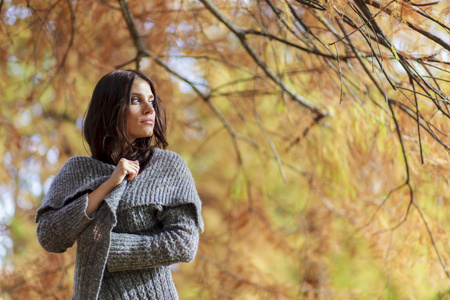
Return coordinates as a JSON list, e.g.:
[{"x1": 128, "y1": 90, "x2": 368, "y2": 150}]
[{"x1": 131, "y1": 97, "x2": 140, "y2": 104}]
